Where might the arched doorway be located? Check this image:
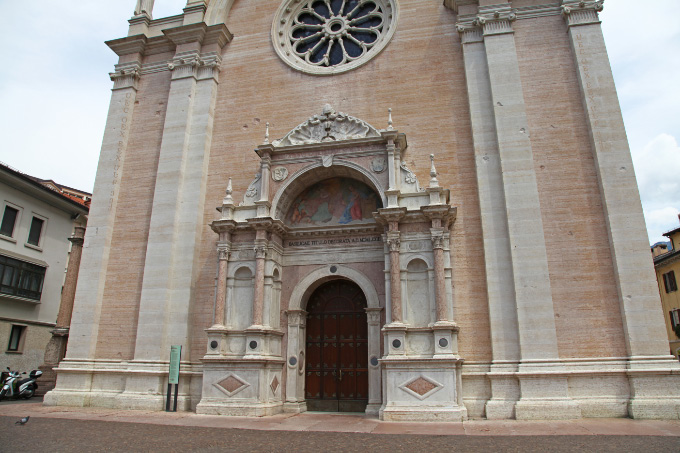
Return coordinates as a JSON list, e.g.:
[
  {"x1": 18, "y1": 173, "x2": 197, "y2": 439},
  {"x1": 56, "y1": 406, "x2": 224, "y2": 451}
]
[{"x1": 305, "y1": 280, "x2": 369, "y2": 412}]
